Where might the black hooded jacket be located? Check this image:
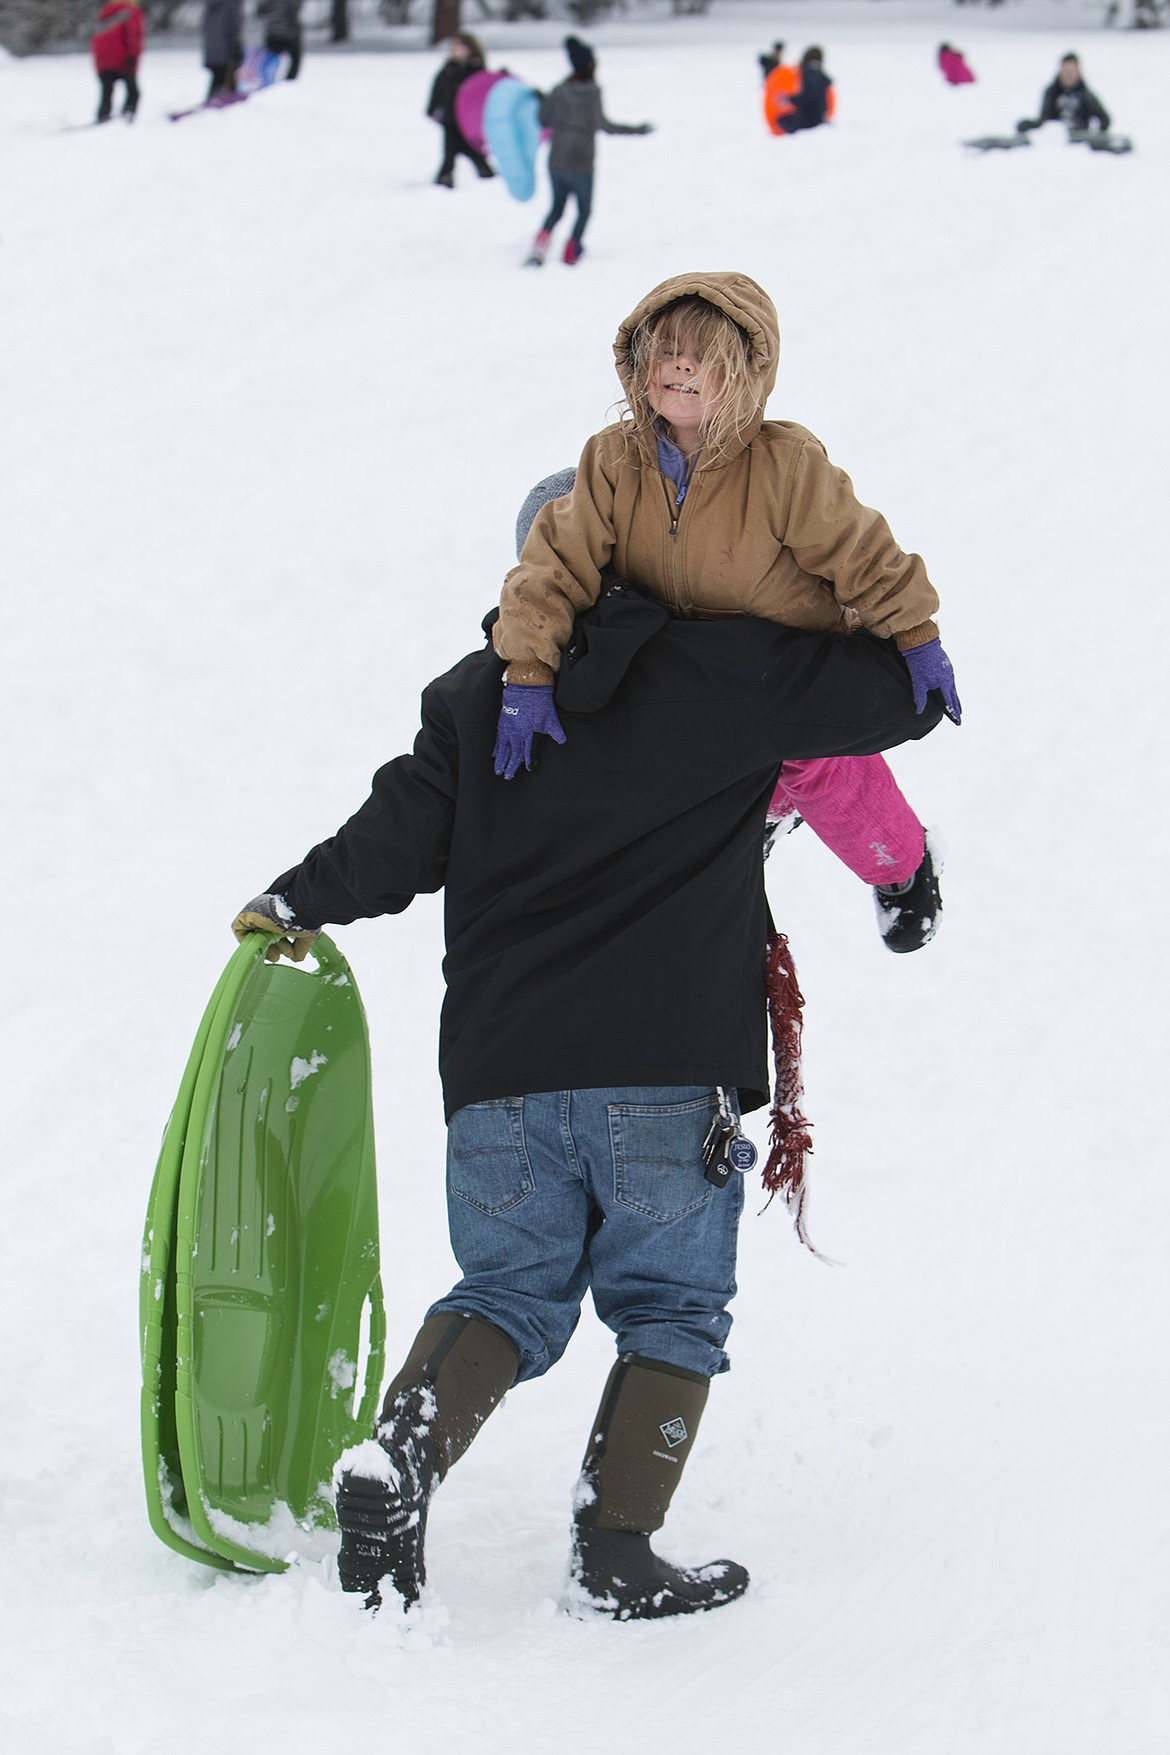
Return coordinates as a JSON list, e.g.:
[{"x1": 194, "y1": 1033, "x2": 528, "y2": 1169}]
[
  {"x1": 1038, "y1": 76, "x2": 1110, "y2": 131},
  {"x1": 273, "y1": 584, "x2": 942, "y2": 1119}
]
